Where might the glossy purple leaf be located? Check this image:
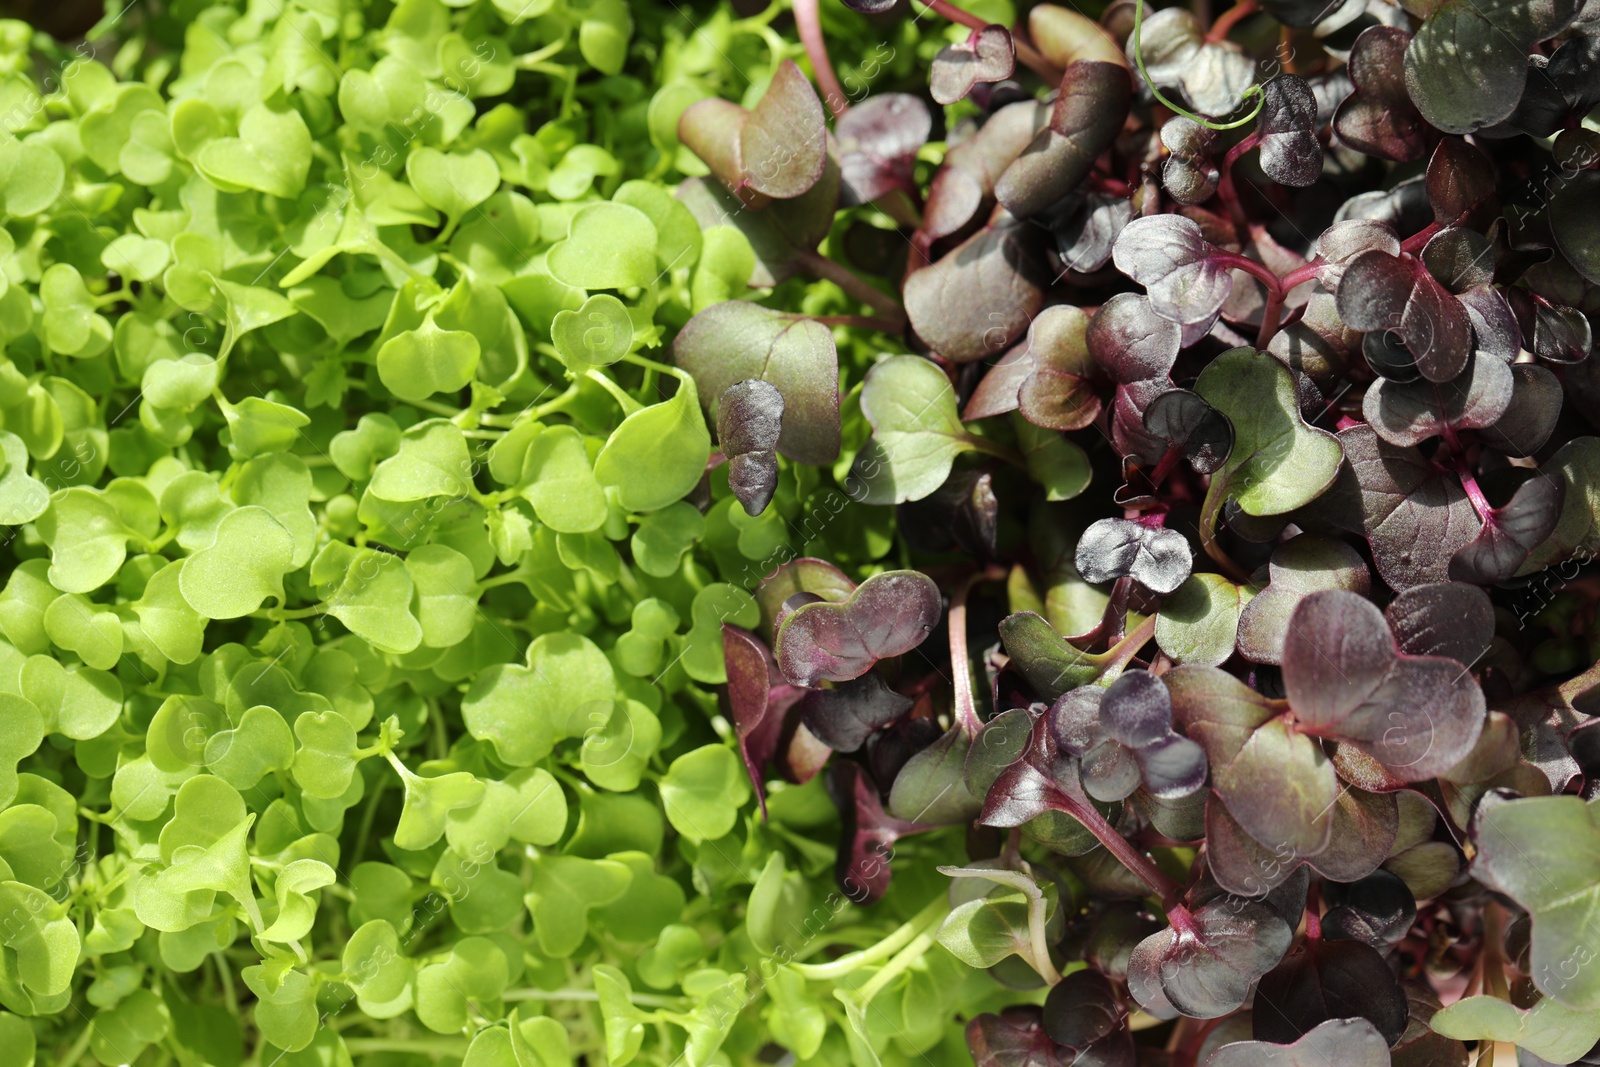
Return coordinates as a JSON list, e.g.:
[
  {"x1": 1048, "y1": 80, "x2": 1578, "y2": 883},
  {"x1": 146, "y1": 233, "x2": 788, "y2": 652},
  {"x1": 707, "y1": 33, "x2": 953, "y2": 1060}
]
[
  {"x1": 1282, "y1": 589, "x2": 1486, "y2": 781},
  {"x1": 1334, "y1": 423, "x2": 1481, "y2": 590},
  {"x1": 1127, "y1": 895, "x2": 1295, "y2": 1019},
  {"x1": 996, "y1": 60, "x2": 1131, "y2": 220},
  {"x1": 723, "y1": 624, "x2": 805, "y2": 818},
  {"x1": 1112, "y1": 214, "x2": 1236, "y2": 346},
  {"x1": 753, "y1": 557, "x2": 856, "y2": 639},
  {"x1": 1425, "y1": 137, "x2": 1499, "y2": 229},
  {"x1": 931, "y1": 24, "x2": 1016, "y2": 106},
  {"x1": 718, "y1": 379, "x2": 784, "y2": 516},
  {"x1": 1334, "y1": 27, "x2": 1429, "y2": 163},
  {"x1": 1362, "y1": 350, "x2": 1513, "y2": 447},
  {"x1": 963, "y1": 344, "x2": 1031, "y2": 421},
  {"x1": 741, "y1": 60, "x2": 828, "y2": 200},
  {"x1": 921, "y1": 99, "x2": 1049, "y2": 243},
  {"x1": 1161, "y1": 117, "x2": 1219, "y2": 206},
  {"x1": 674, "y1": 300, "x2": 840, "y2": 466},
  {"x1": 1480, "y1": 363, "x2": 1561, "y2": 457},
  {"x1": 905, "y1": 216, "x2": 1049, "y2": 363},
  {"x1": 1051, "y1": 192, "x2": 1134, "y2": 273},
  {"x1": 1203, "y1": 1018, "x2": 1391, "y2": 1067},
  {"x1": 798, "y1": 672, "x2": 914, "y2": 753},
  {"x1": 774, "y1": 569, "x2": 941, "y2": 687},
  {"x1": 837, "y1": 93, "x2": 932, "y2": 205},
  {"x1": 1448, "y1": 472, "x2": 1566, "y2": 584},
  {"x1": 967, "y1": 1007, "x2": 1074, "y2": 1067},
  {"x1": 1313, "y1": 218, "x2": 1401, "y2": 295},
  {"x1": 1335, "y1": 249, "x2": 1472, "y2": 384},
  {"x1": 1074, "y1": 517, "x2": 1193, "y2": 594},
  {"x1": 1041, "y1": 969, "x2": 1124, "y2": 1051},
  {"x1": 1257, "y1": 76, "x2": 1322, "y2": 187},
  {"x1": 1144, "y1": 389, "x2": 1233, "y2": 475},
  {"x1": 1086, "y1": 293, "x2": 1182, "y2": 385},
  {"x1": 1322, "y1": 869, "x2": 1418, "y2": 953},
  {"x1": 1383, "y1": 582, "x2": 1495, "y2": 665},
  {"x1": 1252, "y1": 938, "x2": 1409, "y2": 1046}
]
